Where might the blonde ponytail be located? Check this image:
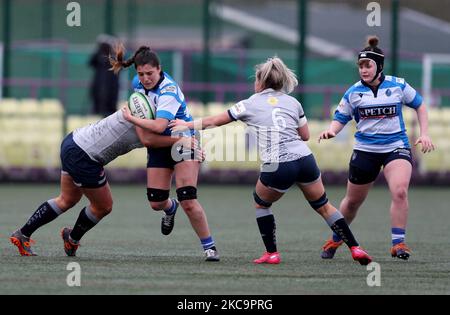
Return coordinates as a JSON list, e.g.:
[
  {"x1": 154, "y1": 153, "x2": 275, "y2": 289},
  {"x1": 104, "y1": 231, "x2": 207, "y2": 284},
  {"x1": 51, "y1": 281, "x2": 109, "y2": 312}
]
[{"x1": 255, "y1": 56, "x2": 298, "y2": 94}]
